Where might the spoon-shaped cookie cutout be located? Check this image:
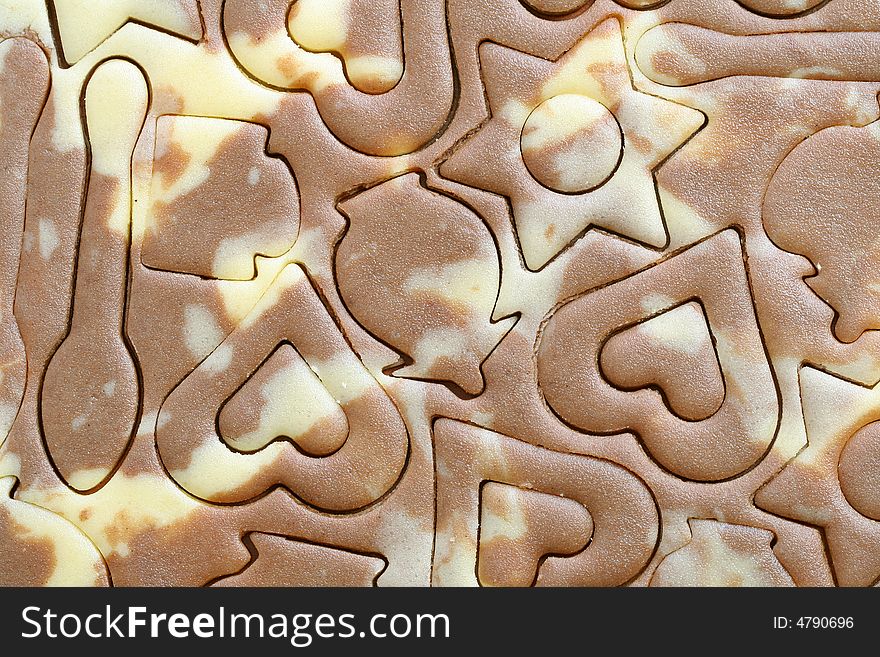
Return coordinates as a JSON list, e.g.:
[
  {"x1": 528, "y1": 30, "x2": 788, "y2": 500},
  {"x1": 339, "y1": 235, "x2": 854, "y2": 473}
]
[
  {"x1": 41, "y1": 60, "x2": 148, "y2": 492},
  {"x1": 636, "y1": 25, "x2": 880, "y2": 87}
]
